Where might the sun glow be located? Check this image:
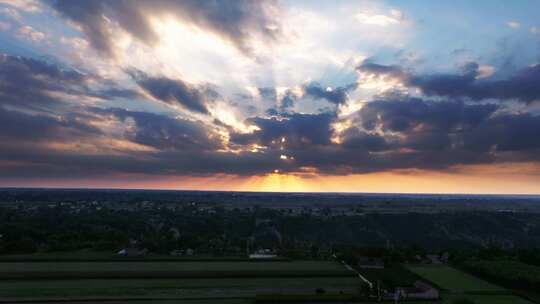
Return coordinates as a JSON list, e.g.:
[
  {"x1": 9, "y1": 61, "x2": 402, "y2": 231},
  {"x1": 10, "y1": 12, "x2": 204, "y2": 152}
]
[{"x1": 146, "y1": 17, "x2": 252, "y2": 85}]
